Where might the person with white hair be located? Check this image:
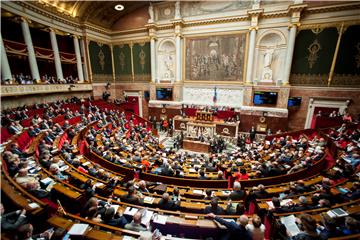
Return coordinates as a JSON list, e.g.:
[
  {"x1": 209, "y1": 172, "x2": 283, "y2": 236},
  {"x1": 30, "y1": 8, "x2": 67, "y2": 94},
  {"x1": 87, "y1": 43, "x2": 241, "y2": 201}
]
[
  {"x1": 207, "y1": 213, "x2": 252, "y2": 240},
  {"x1": 49, "y1": 163, "x2": 68, "y2": 180},
  {"x1": 229, "y1": 181, "x2": 245, "y2": 201}
]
